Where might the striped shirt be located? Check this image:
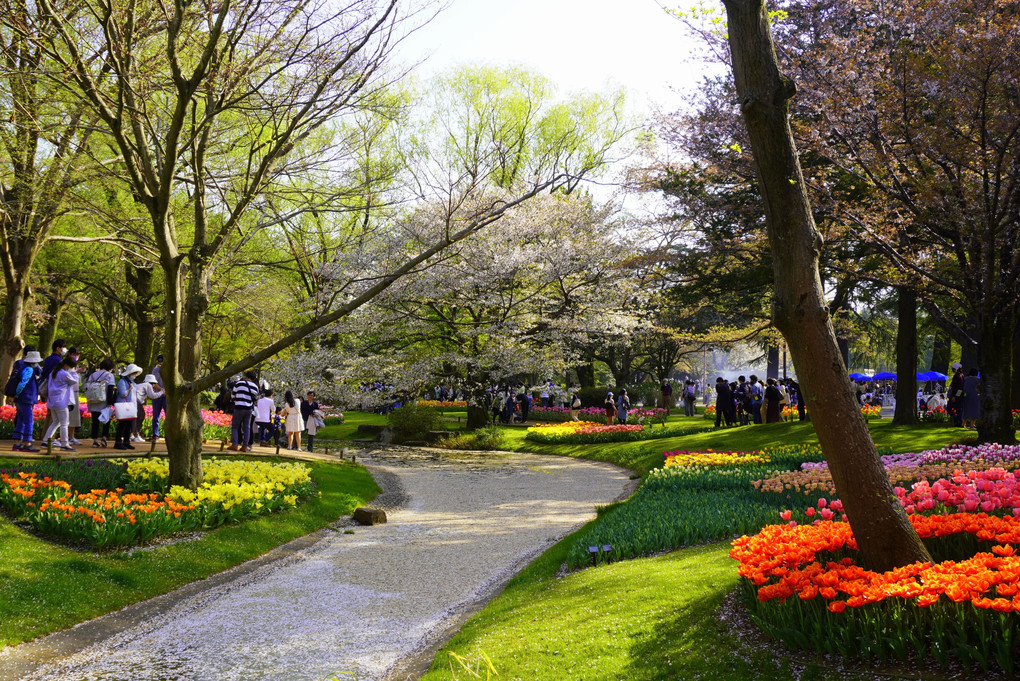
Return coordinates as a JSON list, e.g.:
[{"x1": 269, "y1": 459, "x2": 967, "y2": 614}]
[{"x1": 231, "y1": 379, "x2": 260, "y2": 410}]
